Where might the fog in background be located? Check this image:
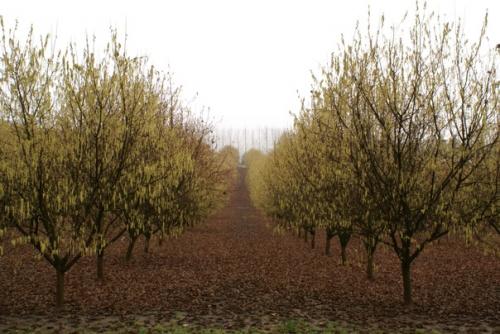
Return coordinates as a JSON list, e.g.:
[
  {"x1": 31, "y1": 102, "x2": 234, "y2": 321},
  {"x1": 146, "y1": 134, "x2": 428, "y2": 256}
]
[{"x1": 2, "y1": 0, "x2": 498, "y2": 154}]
